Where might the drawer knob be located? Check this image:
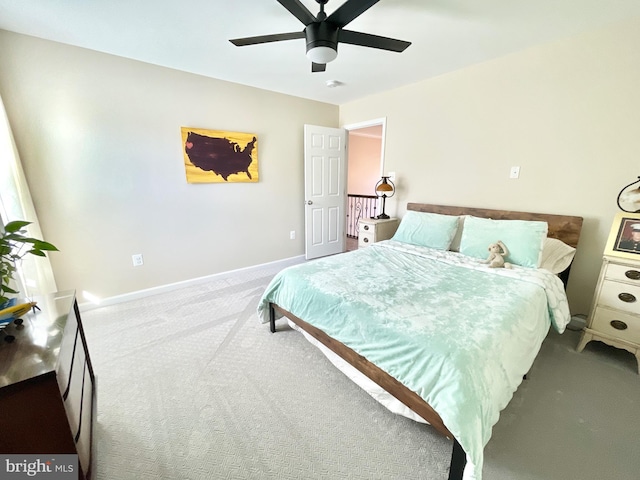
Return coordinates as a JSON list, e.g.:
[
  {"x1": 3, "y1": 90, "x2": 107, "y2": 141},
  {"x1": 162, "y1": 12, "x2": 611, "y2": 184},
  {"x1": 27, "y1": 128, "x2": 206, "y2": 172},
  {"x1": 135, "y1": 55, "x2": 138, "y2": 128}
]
[
  {"x1": 364, "y1": 225, "x2": 369, "y2": 231},
  {"x1": 363, "y1": 237, "x2": 369, "y2": 243},
  {"x1": 610, "y1": 320, "x2": 628, "y2": 331},
  {"x1": 625, "y1": 269, "x2": 640, "y2": 280},
  {"x1": 618, "y1": 292, "x2": 636, "y2": 303}
]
